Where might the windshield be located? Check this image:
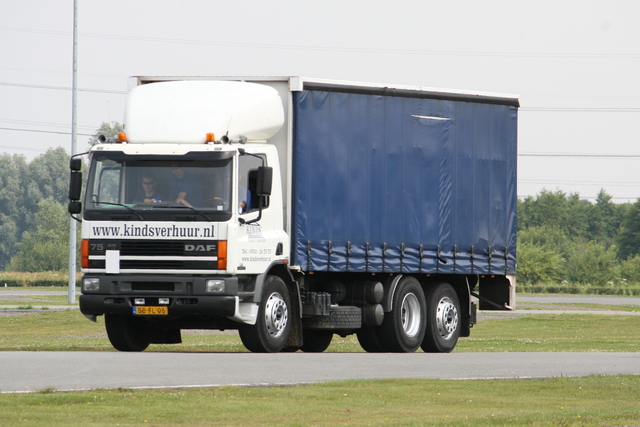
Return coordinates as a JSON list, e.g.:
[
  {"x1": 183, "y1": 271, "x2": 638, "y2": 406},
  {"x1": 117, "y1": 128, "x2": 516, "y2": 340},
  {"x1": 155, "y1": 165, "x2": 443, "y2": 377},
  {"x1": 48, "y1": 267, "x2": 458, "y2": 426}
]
[{"x1": 84, "y1": 151, "x2": 233, "y2": 221}]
